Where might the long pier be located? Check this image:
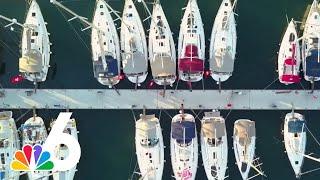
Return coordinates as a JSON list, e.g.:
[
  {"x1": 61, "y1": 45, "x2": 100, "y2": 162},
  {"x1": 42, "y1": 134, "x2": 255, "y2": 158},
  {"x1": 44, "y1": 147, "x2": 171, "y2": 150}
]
[{"x1": 0, "y1": 89, "x2": 319, "y2": 110}]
